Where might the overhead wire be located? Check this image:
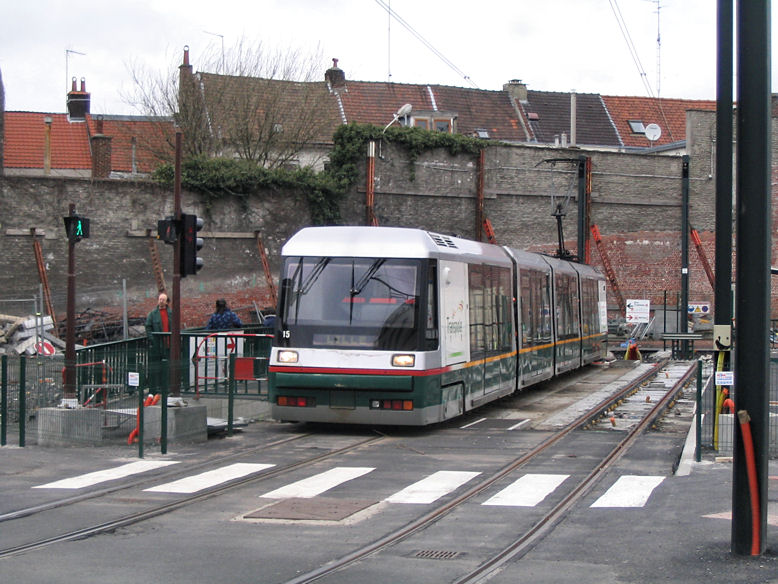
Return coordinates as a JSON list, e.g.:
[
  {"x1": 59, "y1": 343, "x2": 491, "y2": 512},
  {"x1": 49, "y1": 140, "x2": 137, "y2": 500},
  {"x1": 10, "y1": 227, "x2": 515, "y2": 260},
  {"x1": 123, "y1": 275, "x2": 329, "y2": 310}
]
[
  {"x1": 374, "y1": 0, "x2": 479, "y2": 88},
  {"x1": 608, "y1": 0, "x2": 674, "y2": 141}
]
